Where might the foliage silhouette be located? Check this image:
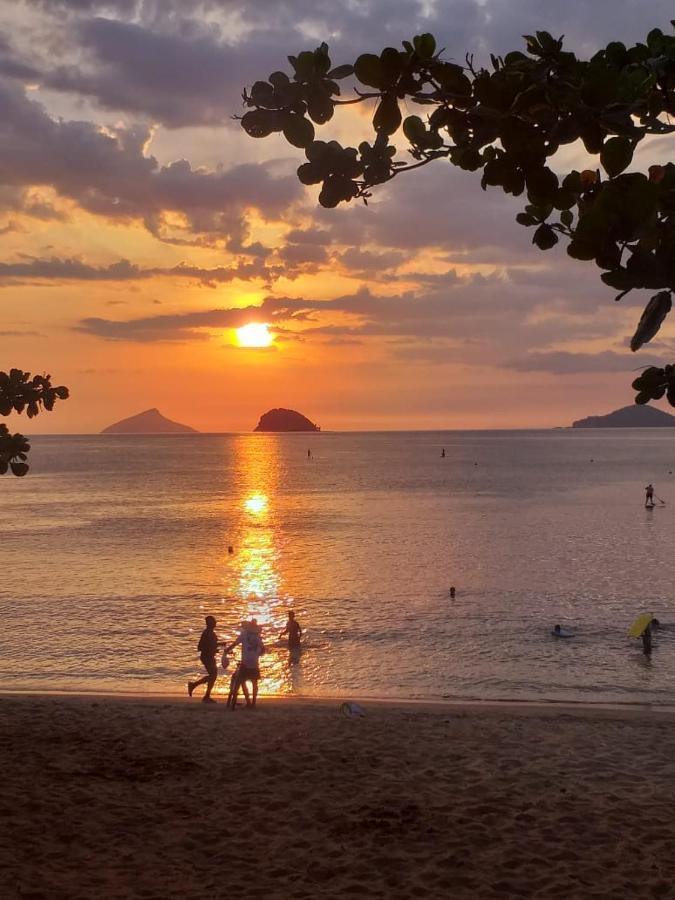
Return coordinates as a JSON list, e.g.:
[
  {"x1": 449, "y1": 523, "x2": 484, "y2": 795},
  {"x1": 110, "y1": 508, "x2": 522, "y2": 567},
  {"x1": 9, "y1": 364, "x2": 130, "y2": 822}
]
[
  {"x1": 0, "y1": 370, "x2": 69, "y2": 476},
  {"x1": 241, "y1": 26, "x2": 675, "y2": 405}
]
